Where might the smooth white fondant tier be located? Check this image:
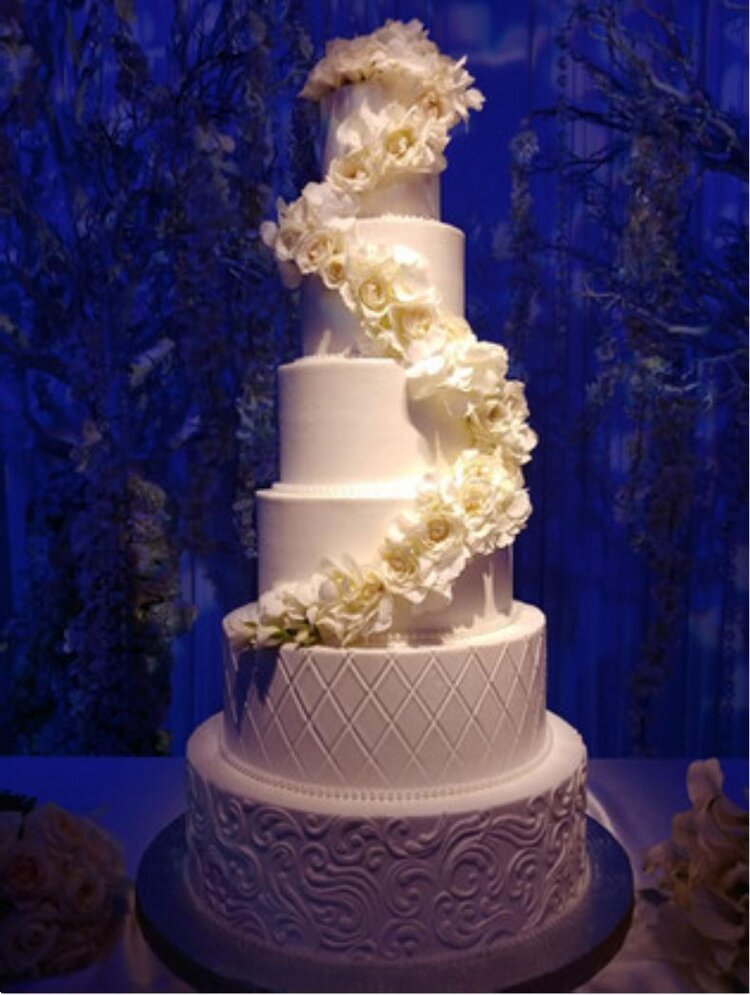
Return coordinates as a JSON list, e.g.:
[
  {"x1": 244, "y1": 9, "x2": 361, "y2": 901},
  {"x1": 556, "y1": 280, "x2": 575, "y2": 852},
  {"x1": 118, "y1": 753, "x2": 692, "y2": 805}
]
[
  {"x1": 222, "y1": 602, "x2": 546, "y2": 793},
  {"x1": 302, "y1": 217, "x2": 463, "y2": 356},
  {"x1": 257, "y1": 484, "x2": 512, "y2": 634},
  {"x1": 322, "y1": 78, "x2": 440, "y2": 219},
  {"x1": 185, "y1": 712, "x2": 589, "y2": 966},
  {"x1": 278, "y1": 356, "x2": 471, "y2": 486}
]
